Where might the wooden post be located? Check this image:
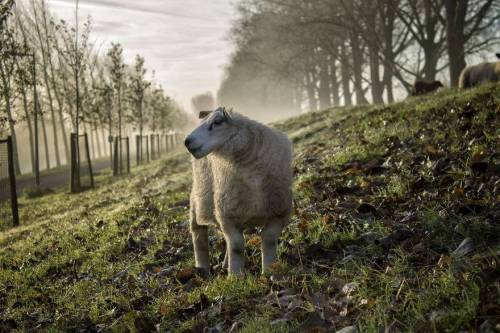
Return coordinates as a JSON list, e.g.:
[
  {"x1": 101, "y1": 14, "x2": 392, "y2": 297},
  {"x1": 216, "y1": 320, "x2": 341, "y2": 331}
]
[
  {"x1": 6, "y1": 137, "x2": 19, "y2": 227},
  {"x1": 84, "y1": 133, "x2": 94, "y2": 188}
]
